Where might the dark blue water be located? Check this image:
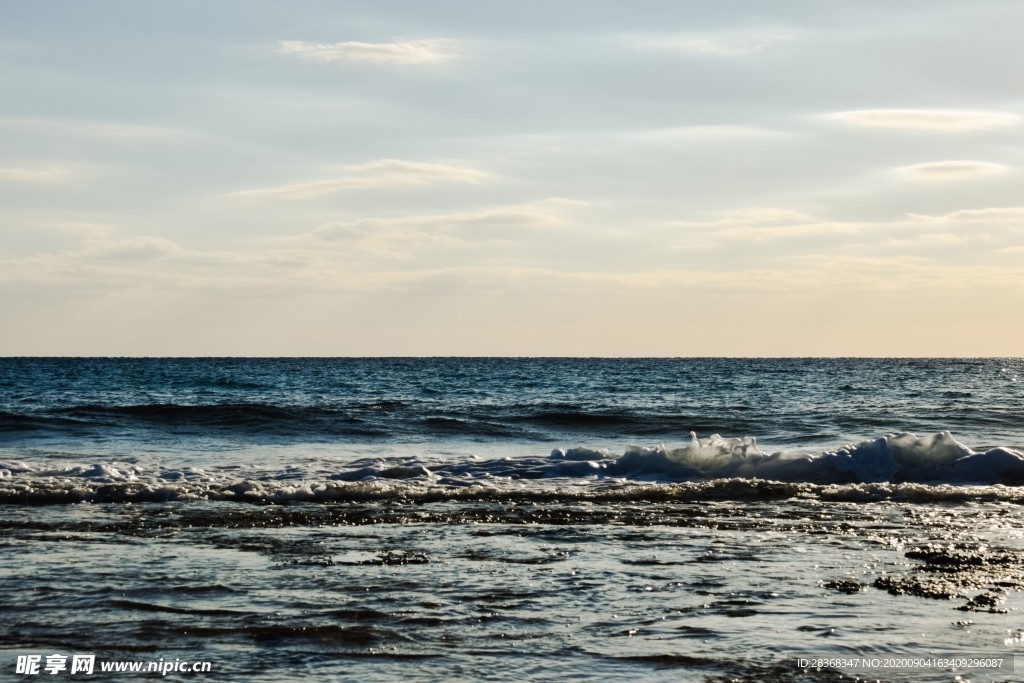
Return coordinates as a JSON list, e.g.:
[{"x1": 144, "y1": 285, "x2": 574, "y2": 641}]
[{"x1": 2, "y1": 357, "x2": 1022, "y2": 449}]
